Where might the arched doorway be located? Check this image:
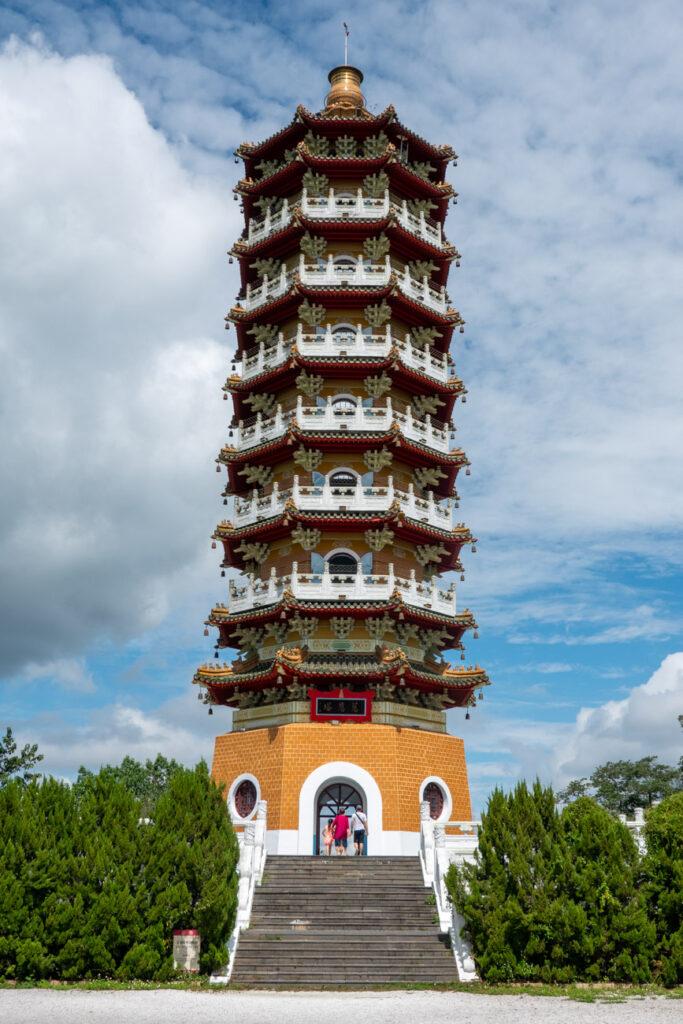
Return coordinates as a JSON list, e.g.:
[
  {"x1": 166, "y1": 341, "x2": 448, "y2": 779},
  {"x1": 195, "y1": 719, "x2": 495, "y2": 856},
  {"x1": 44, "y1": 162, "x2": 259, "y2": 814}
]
[{"x1": 315, "y1": 779, "x2": 365, "y2": 855}]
